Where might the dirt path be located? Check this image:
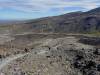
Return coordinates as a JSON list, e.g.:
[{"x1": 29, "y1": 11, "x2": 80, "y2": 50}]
[{"x1": 0, "y1": 53, "x2": 29, "y2": 71}]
